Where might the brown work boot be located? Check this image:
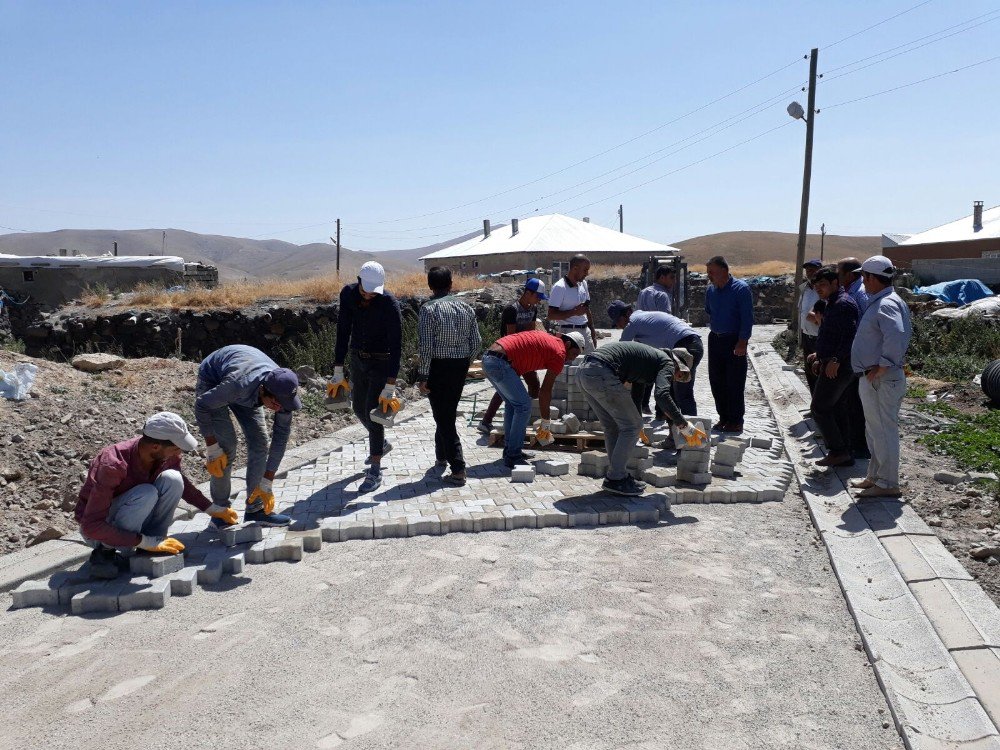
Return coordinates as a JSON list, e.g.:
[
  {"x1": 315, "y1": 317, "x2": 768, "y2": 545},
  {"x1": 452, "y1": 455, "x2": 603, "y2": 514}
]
[{"x1": 816, "y1": 451, "x2": 854, "y2": 467}]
